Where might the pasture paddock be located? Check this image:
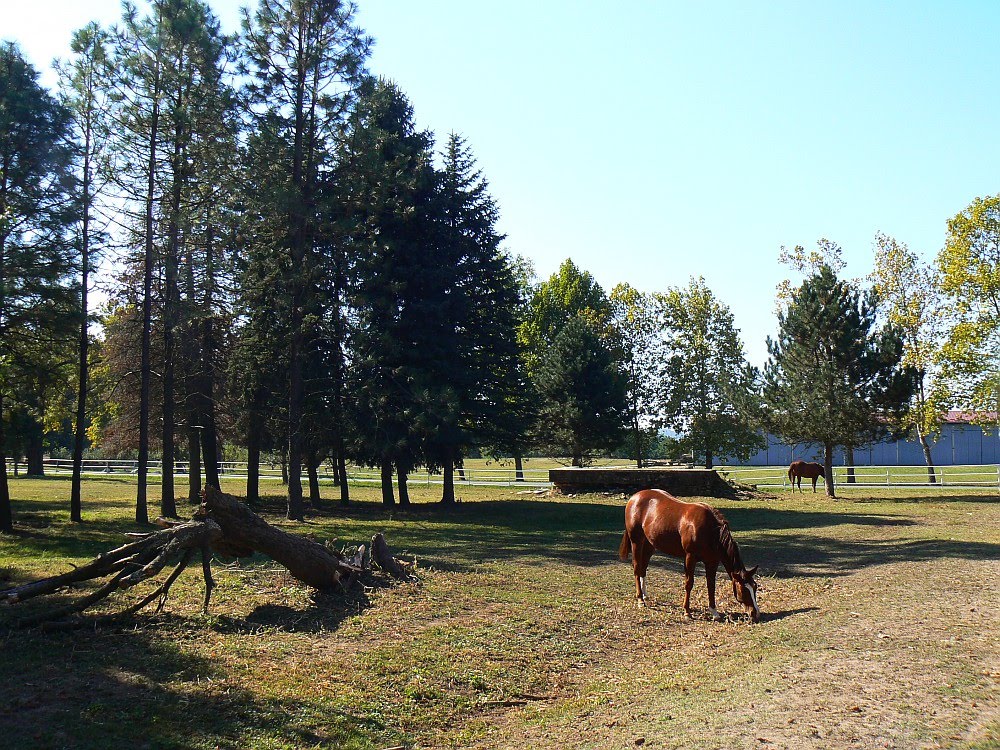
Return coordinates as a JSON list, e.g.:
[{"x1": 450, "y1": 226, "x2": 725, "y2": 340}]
[{"x1": 0, "y1": 478, "x2": 997, "y2": 749}]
